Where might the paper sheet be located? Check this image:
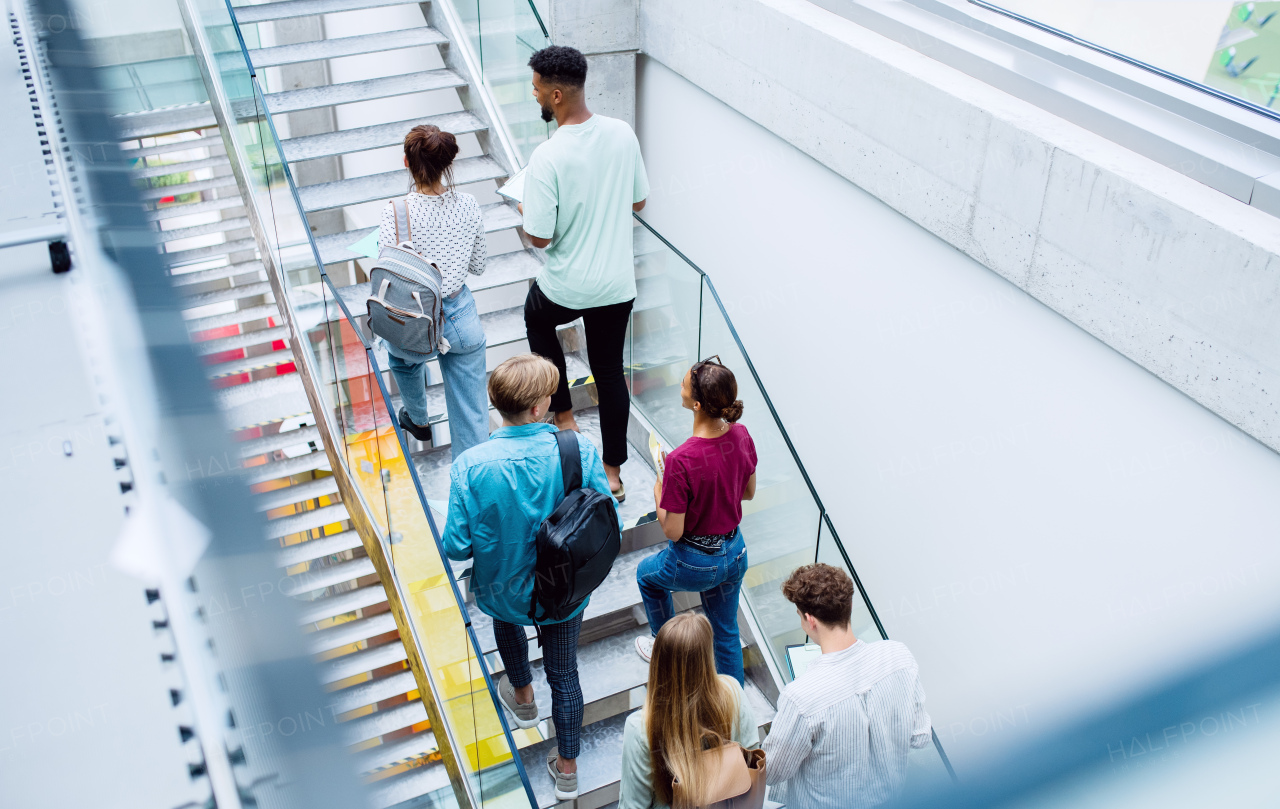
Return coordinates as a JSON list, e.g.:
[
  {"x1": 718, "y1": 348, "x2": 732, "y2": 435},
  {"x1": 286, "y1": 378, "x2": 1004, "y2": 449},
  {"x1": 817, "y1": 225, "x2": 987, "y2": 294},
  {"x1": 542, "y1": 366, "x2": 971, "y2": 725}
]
[{"x1": 496, "y1": 167, "x2": 528, "y2": 203}]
